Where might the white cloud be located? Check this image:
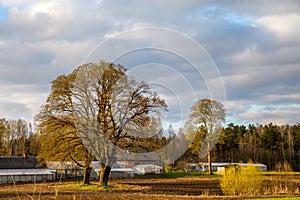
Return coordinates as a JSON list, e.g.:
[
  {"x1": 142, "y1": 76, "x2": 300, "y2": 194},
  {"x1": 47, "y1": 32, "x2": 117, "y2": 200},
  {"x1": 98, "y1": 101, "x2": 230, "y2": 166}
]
[
  {"x1": 238, "y1": 104, "x2": 300, "y2": 125},
  {"x1": 6, "y1": 1, "x2": 71, "y2": 39},
  {"x1": 0, "y1": 84, "x2": 48, "y2": 121},
  {"x1": 257, "y1": 14, "x2": 300, "y2": 45}
]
